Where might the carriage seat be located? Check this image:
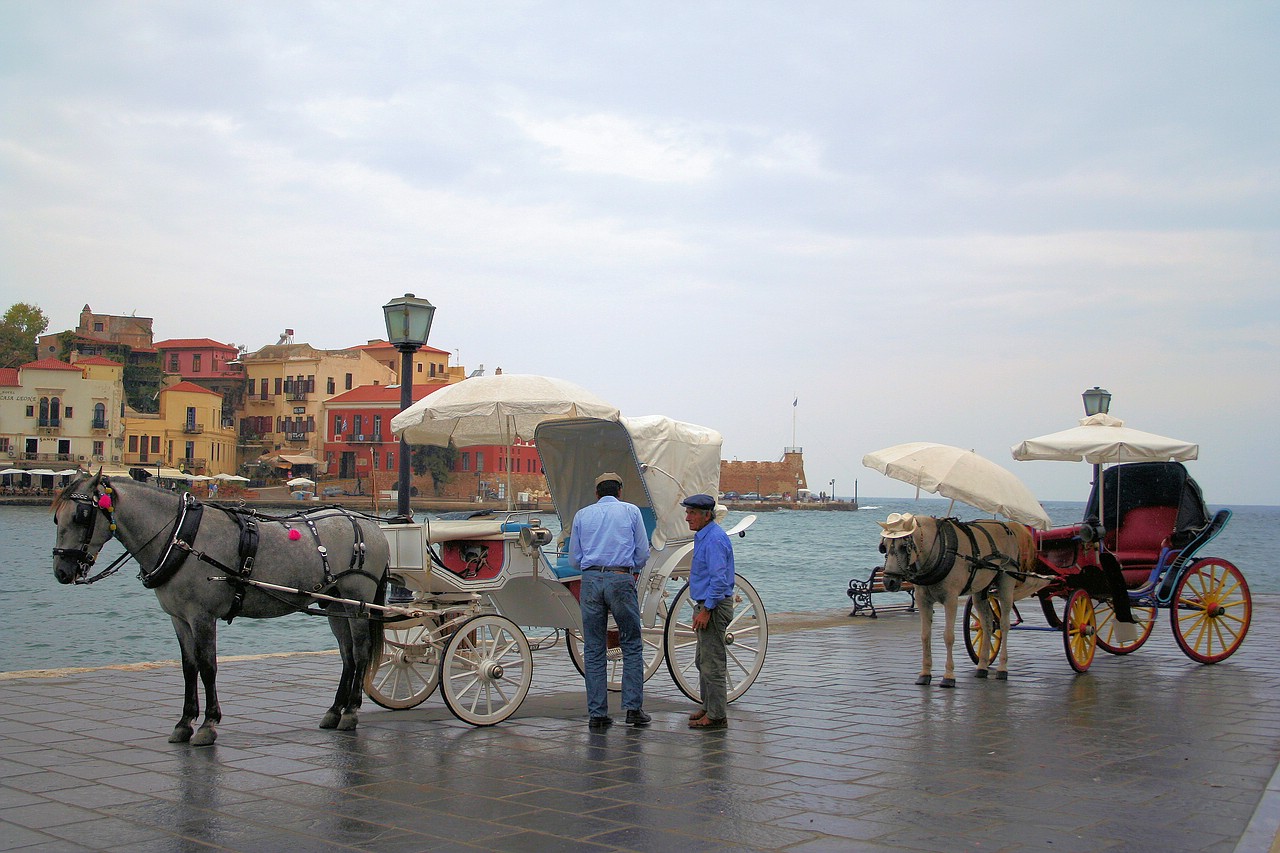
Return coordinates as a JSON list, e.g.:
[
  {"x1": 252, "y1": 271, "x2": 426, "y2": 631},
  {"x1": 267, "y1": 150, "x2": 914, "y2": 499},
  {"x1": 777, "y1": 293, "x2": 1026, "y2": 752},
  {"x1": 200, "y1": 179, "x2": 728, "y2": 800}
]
[
  {"x1": 1106, "y1": 505, "x2": 1177, "y2": 579},
  {"x1": 1034, "y1": 525, "x2": 1083, "y2": 570},
  {"x1": 424, "y1": 520, "x2": 506, "y2": 544}
]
